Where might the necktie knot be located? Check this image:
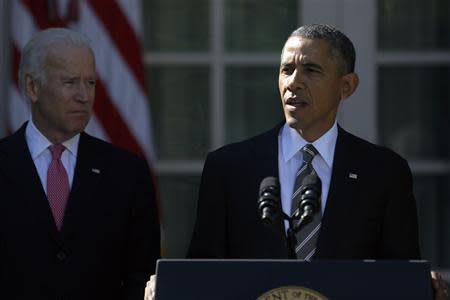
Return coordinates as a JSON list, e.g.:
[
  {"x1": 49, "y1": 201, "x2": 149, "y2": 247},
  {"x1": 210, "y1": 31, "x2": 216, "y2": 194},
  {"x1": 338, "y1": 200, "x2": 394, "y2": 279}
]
[
  {"x1": 49, "y1": 144, "x2": 65, "y2": 160},
  {"x1": 302, "y1": 144, "x2": 318, "y2": 164}
]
